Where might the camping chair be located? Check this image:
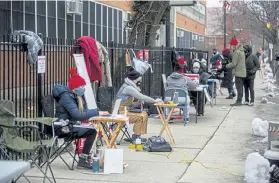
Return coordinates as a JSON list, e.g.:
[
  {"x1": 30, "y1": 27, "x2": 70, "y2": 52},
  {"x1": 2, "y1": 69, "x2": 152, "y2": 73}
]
[
  {"x1": 41, "y1": 95, "x2": 79, "y2": 170},
  {"x1": 0, "y1": 100, "x2": 57, "y2": 183},
  {"x1": 164, "y1": 89, "x2": 189, "y2": 126}
]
